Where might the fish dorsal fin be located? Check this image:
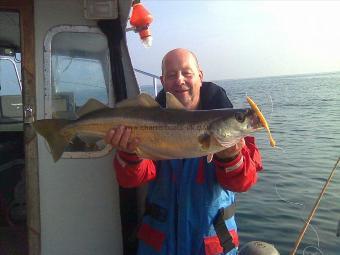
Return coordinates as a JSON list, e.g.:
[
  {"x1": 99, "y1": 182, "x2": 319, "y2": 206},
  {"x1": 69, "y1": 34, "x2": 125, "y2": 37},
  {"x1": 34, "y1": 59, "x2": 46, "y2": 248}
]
[
  {"x1": 115, "y1": 93, "x2": 160, "y2": 108},
  {"x1": 76, "y1": 98, "x2": 109, "y2": 117},
  {"x1": 166, "y1": 92, "x2": 185, "y2": 109}
]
